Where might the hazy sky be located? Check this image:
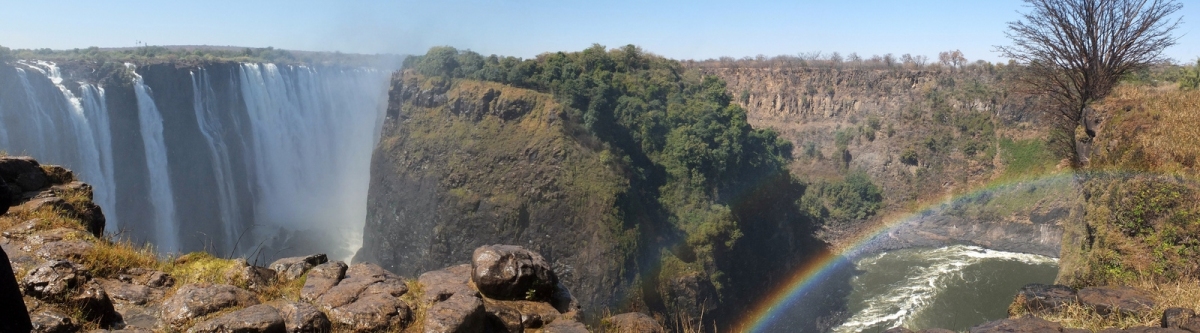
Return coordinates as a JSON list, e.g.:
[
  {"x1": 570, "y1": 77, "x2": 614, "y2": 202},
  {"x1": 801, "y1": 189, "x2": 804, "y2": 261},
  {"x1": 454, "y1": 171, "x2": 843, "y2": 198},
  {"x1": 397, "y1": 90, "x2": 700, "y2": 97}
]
[{"x1": 3, "y1": 0, "x2": 1199, "y2": 63}]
